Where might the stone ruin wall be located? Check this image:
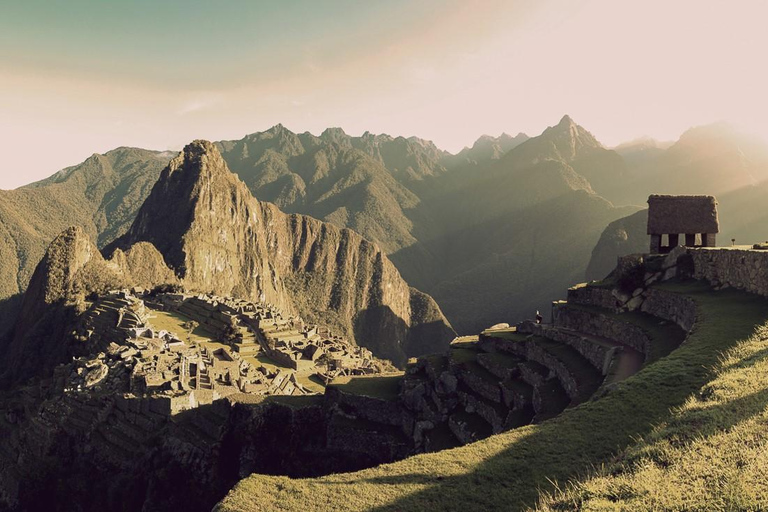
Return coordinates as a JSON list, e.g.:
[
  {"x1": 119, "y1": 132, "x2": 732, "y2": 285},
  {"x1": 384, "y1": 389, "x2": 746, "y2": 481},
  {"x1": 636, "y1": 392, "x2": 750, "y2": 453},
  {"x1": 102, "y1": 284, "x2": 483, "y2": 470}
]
[
  {"x1": 551, "y1": 303, "x2": 652, "y2": 359},
  {"x1": 639, "y1": 288, "x2": 697, "y2": 333},
  {"x1": 688, "y1": 248, "x2": 768, "y2": 297},
  {"x1": 566, "y1": 285, "x2": 618, "y2": 311},
  {"x1": 520, "y1": 320, "x2": 618, "y2": 375}
]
